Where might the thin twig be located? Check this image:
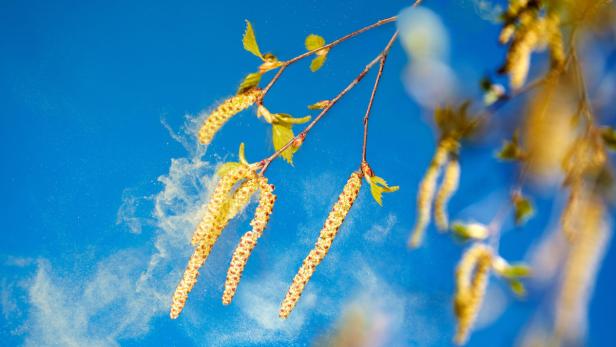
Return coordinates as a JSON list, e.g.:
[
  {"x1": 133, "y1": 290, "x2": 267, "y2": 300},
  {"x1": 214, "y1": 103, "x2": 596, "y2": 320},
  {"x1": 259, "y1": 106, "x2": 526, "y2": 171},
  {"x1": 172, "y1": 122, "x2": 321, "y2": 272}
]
[
  {"x1": 361, "y1": 31, "x2": 399, "y2": 163},
  {"x1": 259, "y1": 54, "x2": 383, "y2": 174},
  {"x1": 259, "y1": 16, "x2": 398, "y2": 101}
]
